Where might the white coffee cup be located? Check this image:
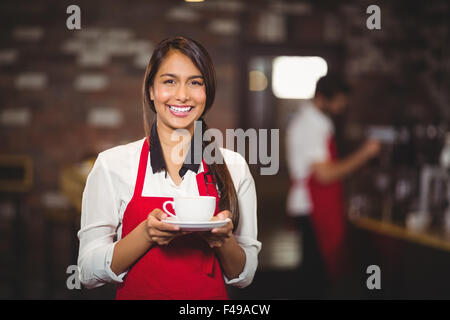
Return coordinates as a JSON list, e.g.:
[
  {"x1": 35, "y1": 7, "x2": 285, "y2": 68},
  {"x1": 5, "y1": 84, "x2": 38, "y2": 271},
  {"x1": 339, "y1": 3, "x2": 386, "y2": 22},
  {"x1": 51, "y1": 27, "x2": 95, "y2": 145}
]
[{"x1": 162, "y1": 196, "x2": 216, "y2": 222}]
